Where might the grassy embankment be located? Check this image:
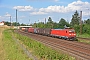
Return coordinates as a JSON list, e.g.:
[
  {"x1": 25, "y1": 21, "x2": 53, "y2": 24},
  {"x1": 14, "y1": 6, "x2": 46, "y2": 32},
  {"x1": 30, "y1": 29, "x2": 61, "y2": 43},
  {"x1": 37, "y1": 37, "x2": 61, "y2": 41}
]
[
  {"x1": 0, "y1": 27, "x2": 5, "y2": 60},
  {"x1": 77, "y1": 33, "x2": 90, "y2": 38},
  {"x1": 13, "y1": 30, "x2": 76, "y2": 60},
  {"x1": 1, "y1": 28, "x2": 31, "y2": 60},
  {"x1": 77, "y1": 33, "x2": 90, "y2": 44}
]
